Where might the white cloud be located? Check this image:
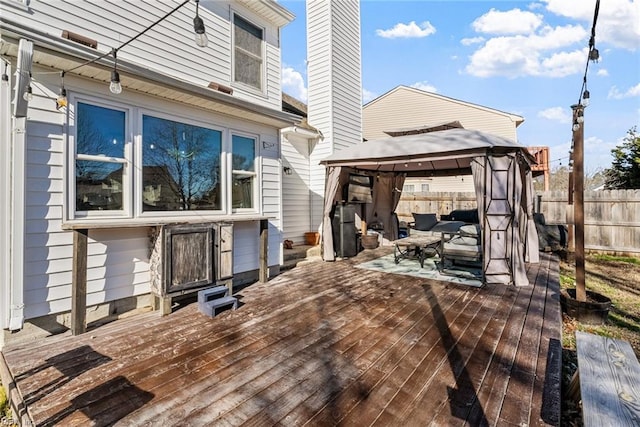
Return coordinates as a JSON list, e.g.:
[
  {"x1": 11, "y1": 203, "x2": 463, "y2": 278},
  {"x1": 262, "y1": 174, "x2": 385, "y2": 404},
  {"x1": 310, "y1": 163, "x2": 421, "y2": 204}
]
[
  {"x1": 376, "y1": 21, "x2": 436, "y2": 39},
  {"x1": 584, "y1": 135, "x2": 616, "y2": 169},
  {"x1": 461, "y1": 36, "x2": 485, "y2": 46},
  {"x1": 597, "y1": 69, "x2": 609, "y2": 76},
  {"x1": 540, "y1": 49, "x2": 588, "y2": 76},
  {"x1": 538, "y1": 106, "x2": 572, "y2": 123},
  {"x1": 543, "y1": 0, "x2": 640, "y2": 50},
  {"x1": 281, "y1": 66, "x2": 307, "y2": 103},
  {"x1": 410, "y1": 81, "x2": 438, "y2": 93},
  {"x1": 472, "y1": 8, "x2": 543, "y2": 35},
  {"x1": 362, "y1": 88, "x2": 377, "y2": 104},
  {"x1": 465, "y1": 25, "x2": 588, "y2": 78},
  {"x1": 608, "y1": 83, "x2": 640, "y2": 99}
]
